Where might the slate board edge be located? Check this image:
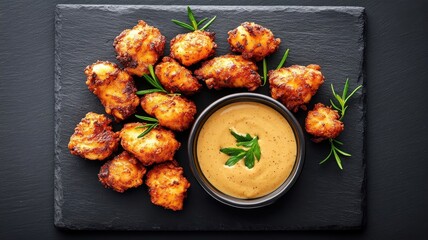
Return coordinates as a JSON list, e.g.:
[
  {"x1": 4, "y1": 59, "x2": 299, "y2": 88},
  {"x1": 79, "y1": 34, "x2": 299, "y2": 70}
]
[
  {"x1": 53, "y1": 4, "x2": 366, "y2": 231},
  {"x1": 360, "y1": 8, "x2": 368, "y2": 230},
  {"x1": 54, "y1": 5, "x2": 65, "y2": 228},
  {"x1": 54, "y1": 4, "x2": 366, "y2": 17}
]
